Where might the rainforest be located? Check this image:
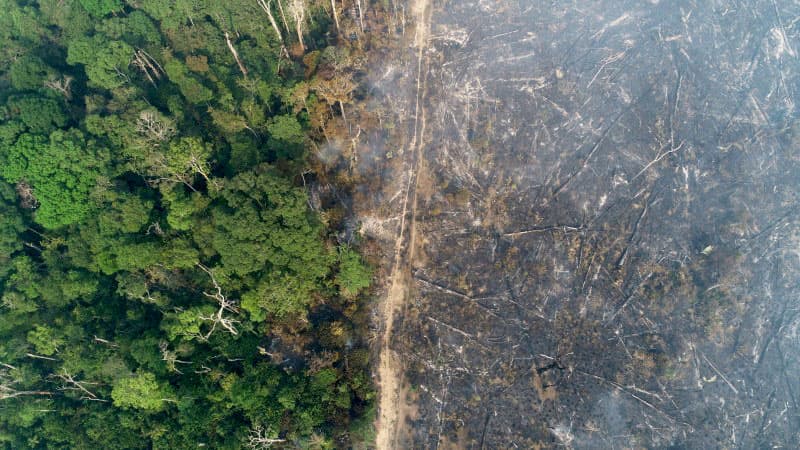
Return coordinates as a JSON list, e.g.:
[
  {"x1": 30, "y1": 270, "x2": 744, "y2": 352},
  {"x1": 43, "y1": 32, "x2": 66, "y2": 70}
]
[{"x1": 0, "y1": 0, "x2": 377, "y2": 448}]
